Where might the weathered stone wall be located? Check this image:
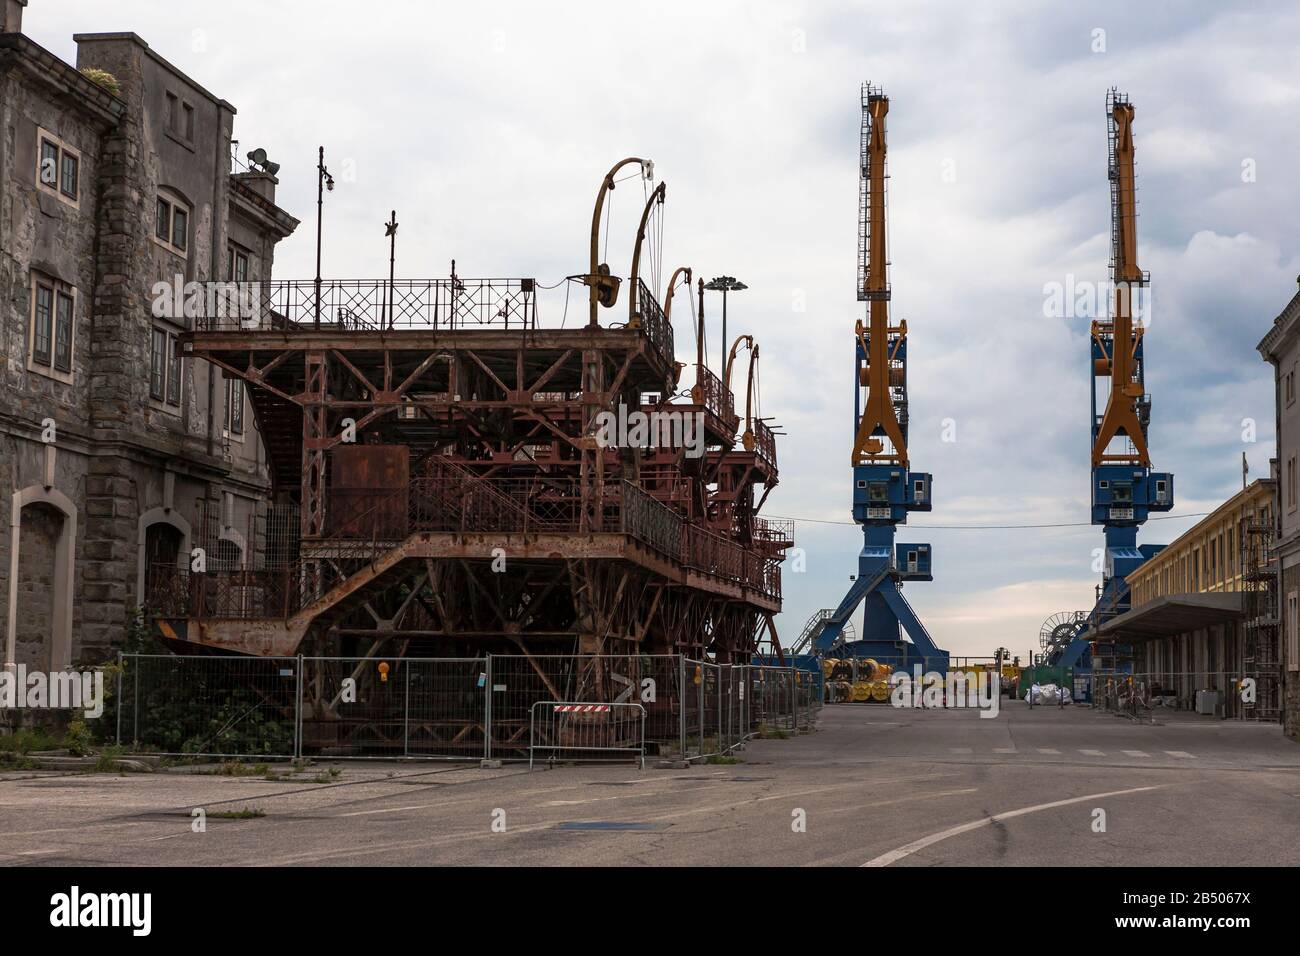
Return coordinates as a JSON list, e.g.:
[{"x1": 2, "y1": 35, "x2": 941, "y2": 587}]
[{"x1": 2, "y1": 28, "x2": 292, "y2": 664}]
